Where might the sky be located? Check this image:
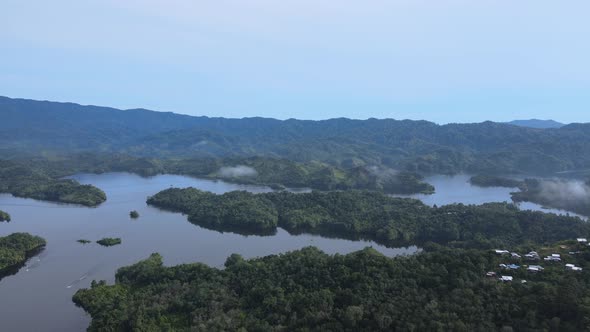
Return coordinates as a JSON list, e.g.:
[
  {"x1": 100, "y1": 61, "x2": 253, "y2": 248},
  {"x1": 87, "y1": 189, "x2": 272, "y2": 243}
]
[{"x1": 1, "y1": 0, "x2": 589, "y2": 123}]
